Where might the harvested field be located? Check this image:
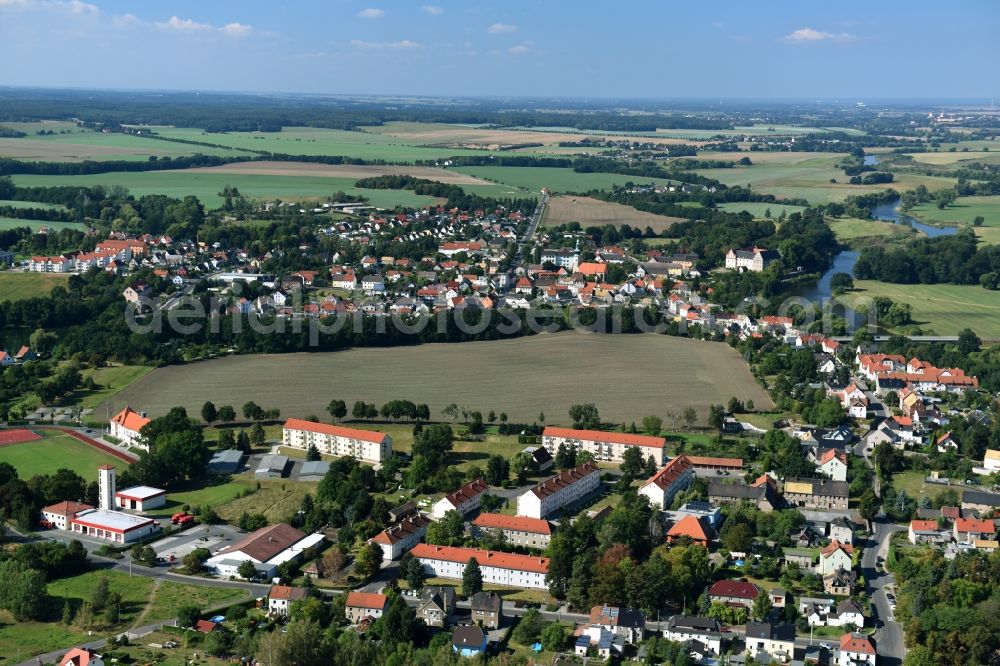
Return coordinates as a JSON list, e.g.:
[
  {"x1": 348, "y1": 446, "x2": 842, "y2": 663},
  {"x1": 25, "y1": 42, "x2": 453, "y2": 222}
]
[
  {"x1": 102, "y1": 333, "x2": 773, "y2": 425},
  {"x1": 366, "y1": 122, "x2": 703, "y2": 148},
  {"x1": 194, "y1": 160, "x2": 493, "y2": 185},
  {"x1": 544, "y1": 195, "x2": 685, "y2": 231}
]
